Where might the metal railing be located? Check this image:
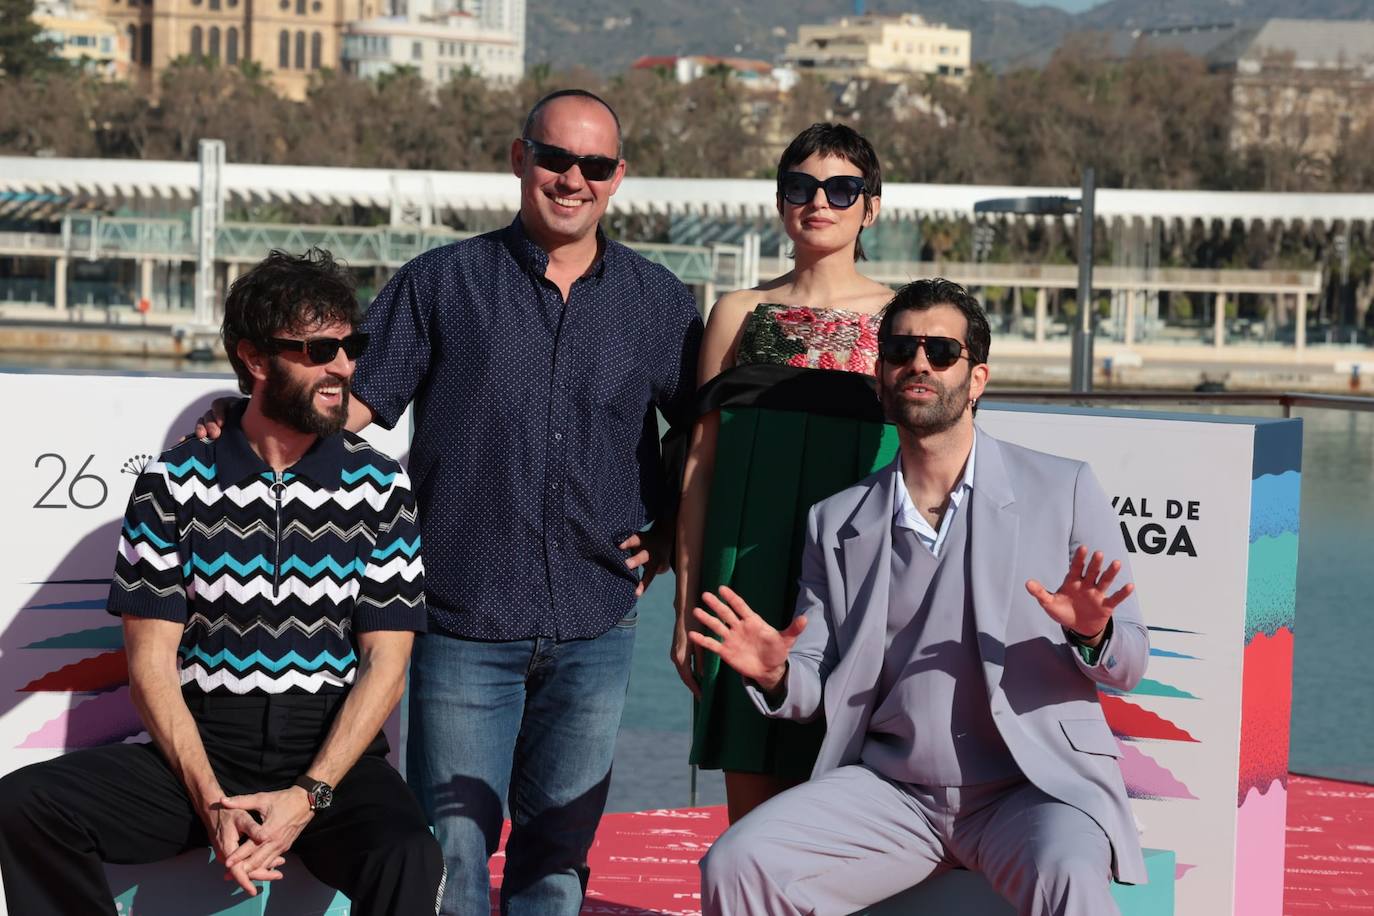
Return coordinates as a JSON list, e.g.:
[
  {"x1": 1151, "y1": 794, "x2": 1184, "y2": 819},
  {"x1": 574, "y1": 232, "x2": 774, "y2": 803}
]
[{"x1": 983, "y1": 389, "x2": 1374, "y2": 417}]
